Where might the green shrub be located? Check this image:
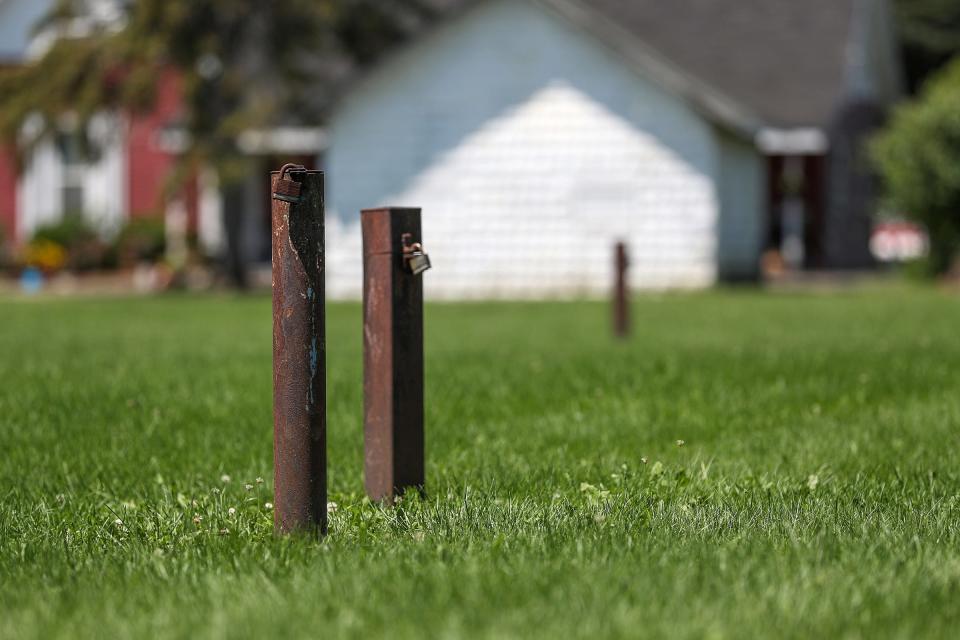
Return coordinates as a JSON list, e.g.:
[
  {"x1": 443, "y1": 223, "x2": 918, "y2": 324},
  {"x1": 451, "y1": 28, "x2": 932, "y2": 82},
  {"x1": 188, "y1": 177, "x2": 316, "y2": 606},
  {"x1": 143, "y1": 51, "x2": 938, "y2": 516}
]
[
  {"x1": 872, "y1": 58, "x2": 960, "y2": 276},
  {"x1": 31, "y1": 215, "x2": 96, "y2": 248},
  {"x1": 30, "y1": 216, "x2": 108, "y2": 271},
  {"x1": 114, "y1": 216, "x2": 166, "y2": 265}
]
